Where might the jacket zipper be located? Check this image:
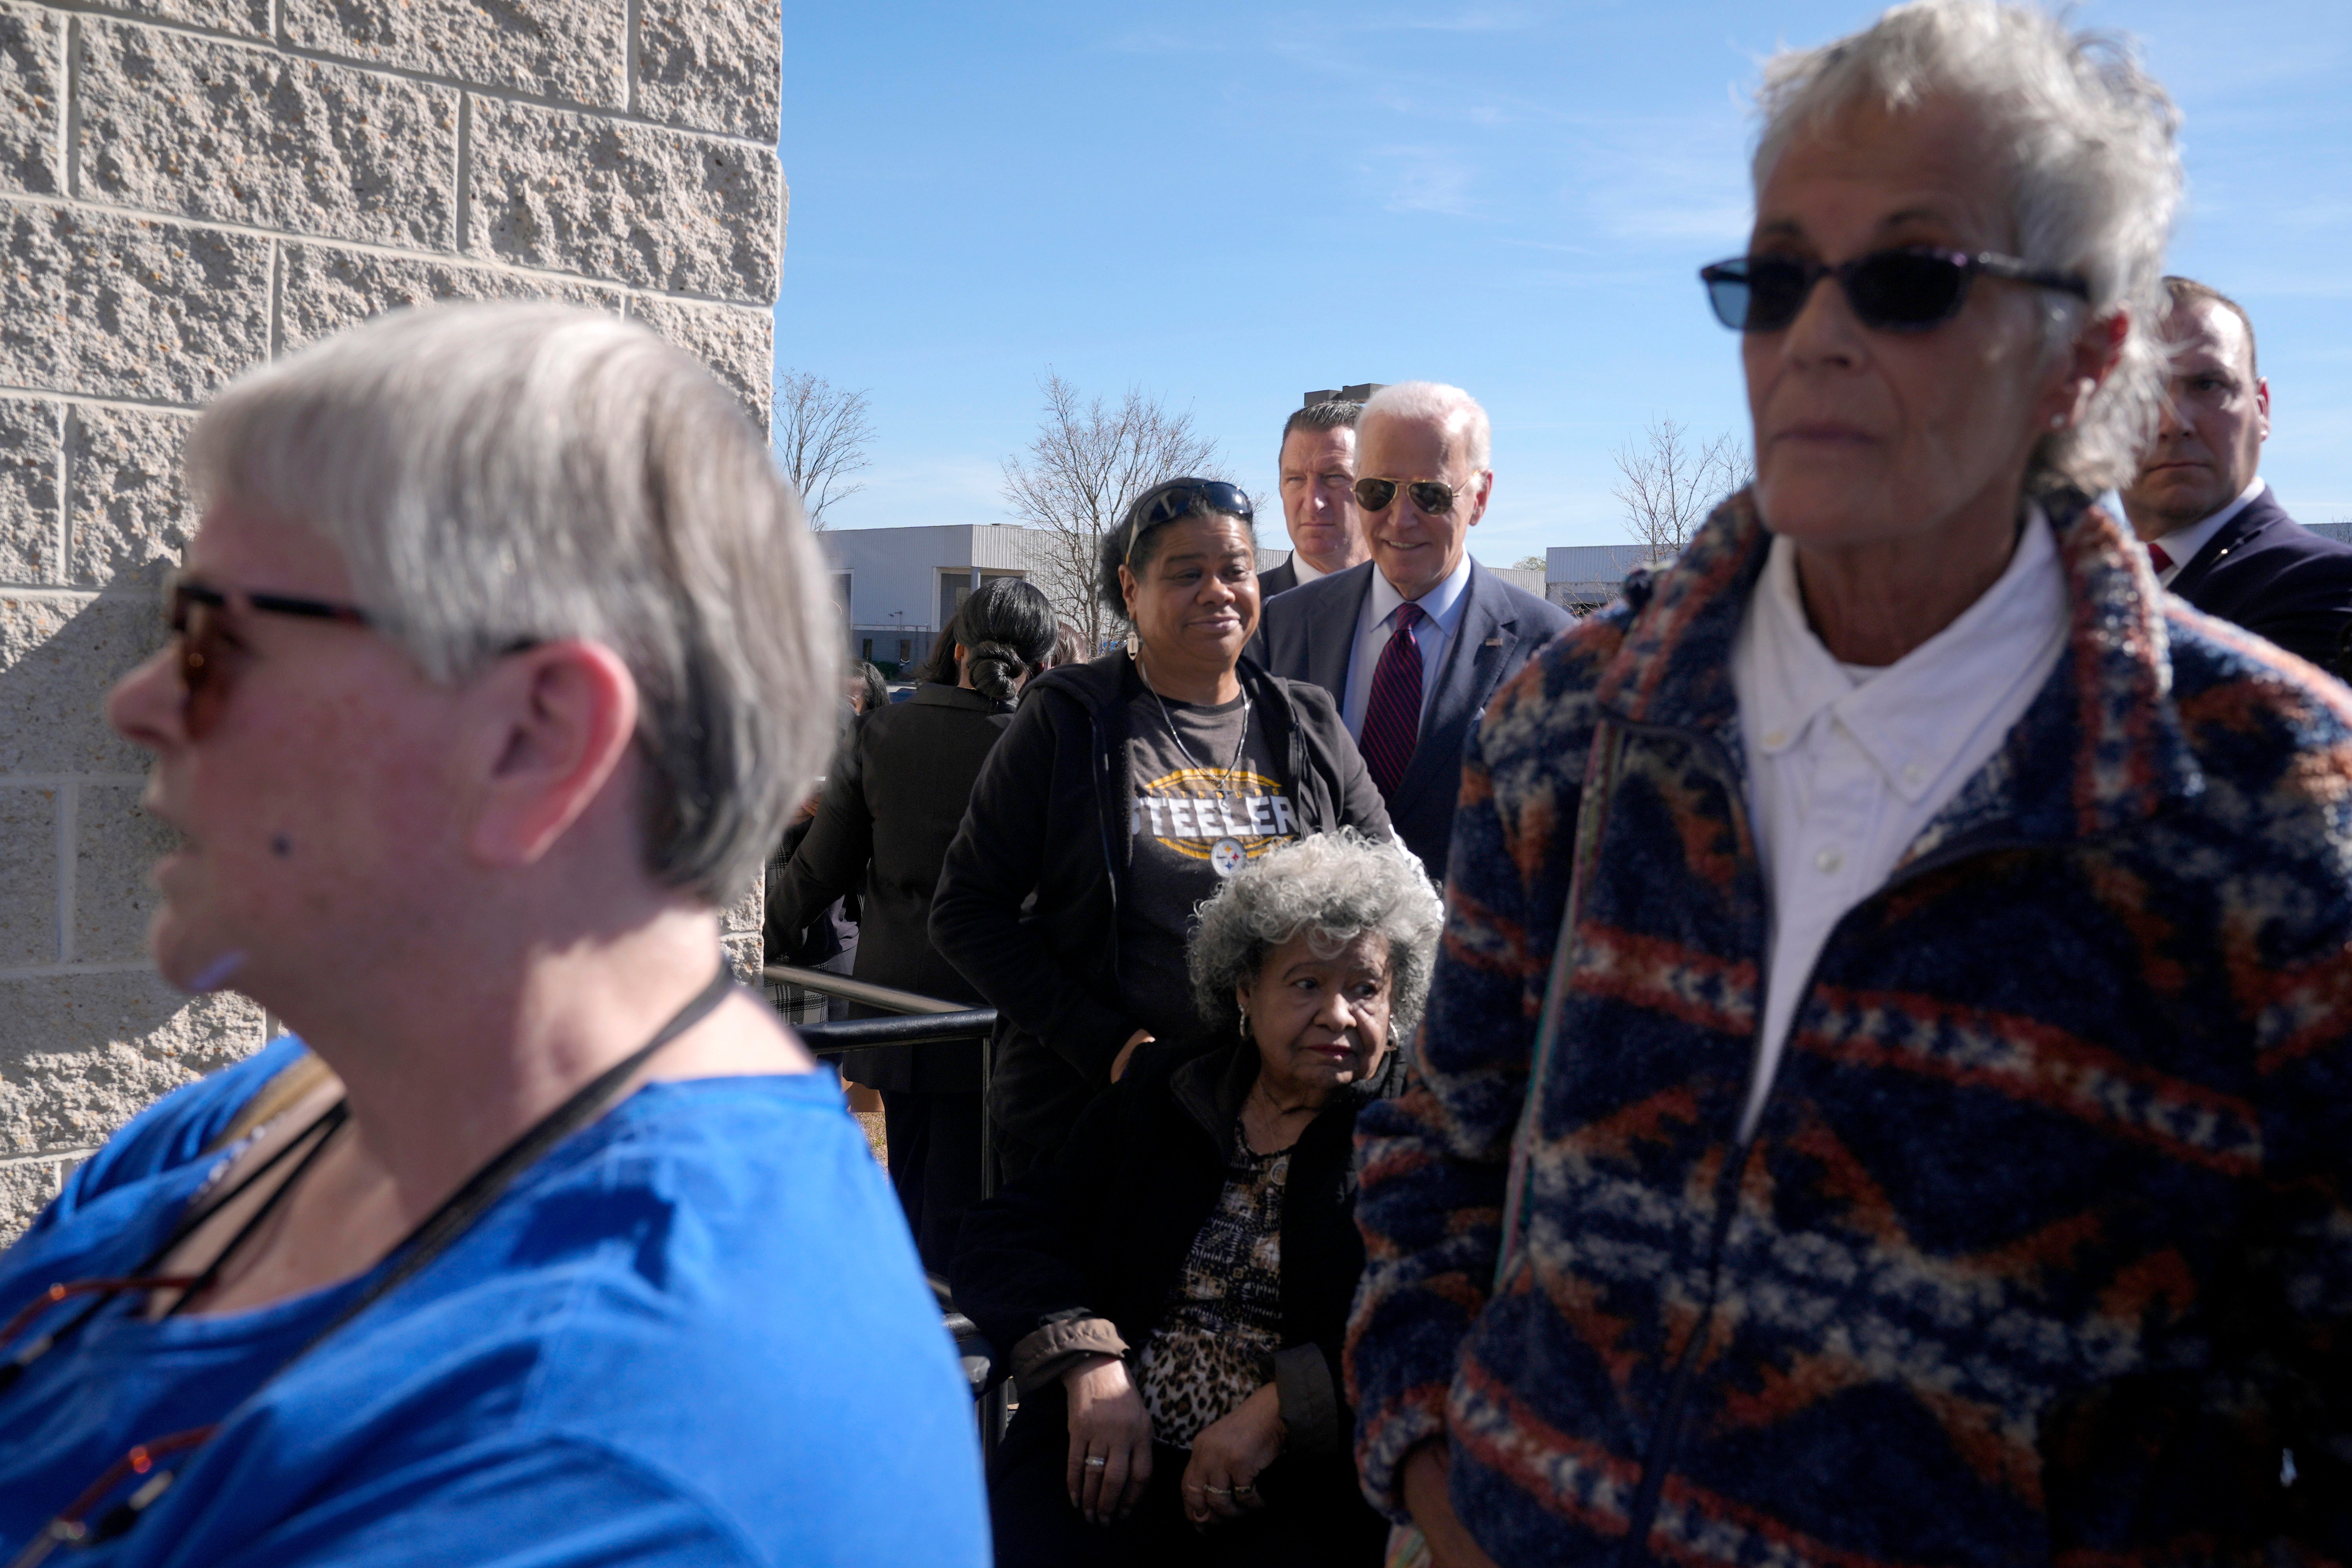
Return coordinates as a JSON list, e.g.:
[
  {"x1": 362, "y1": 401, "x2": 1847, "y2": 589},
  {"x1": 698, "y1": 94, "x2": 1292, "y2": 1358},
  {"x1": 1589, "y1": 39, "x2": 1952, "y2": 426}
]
[{"x1": 1595, "y1": 713, "x2": 2045, "y2": 1561}]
